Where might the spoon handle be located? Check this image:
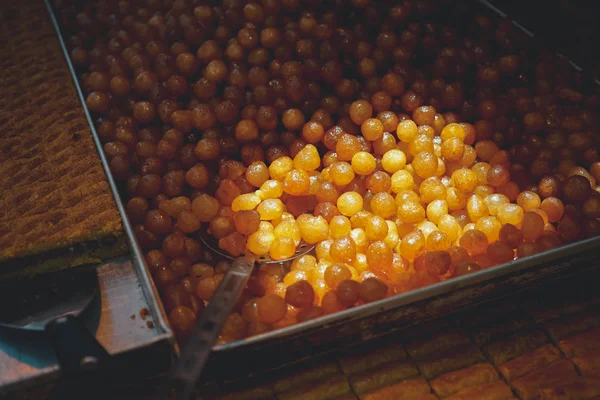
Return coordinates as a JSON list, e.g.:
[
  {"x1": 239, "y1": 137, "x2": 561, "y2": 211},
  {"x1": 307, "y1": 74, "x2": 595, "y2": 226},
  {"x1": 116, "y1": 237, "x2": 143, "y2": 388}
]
[
  {"x1": 45, "y1": 314, "x2": 110, "y2": 374},
  {"x1": 169, "y1": 257, "x2": 255, "y2": 399}
]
